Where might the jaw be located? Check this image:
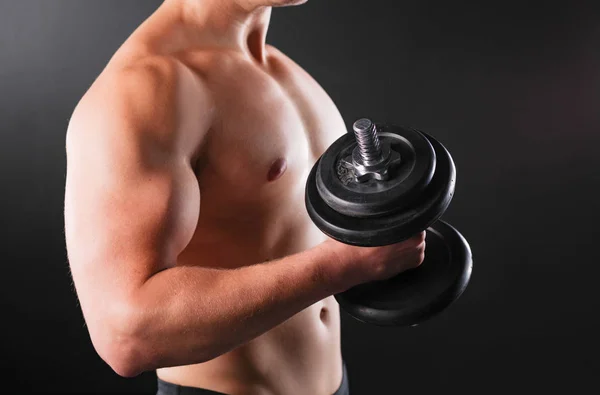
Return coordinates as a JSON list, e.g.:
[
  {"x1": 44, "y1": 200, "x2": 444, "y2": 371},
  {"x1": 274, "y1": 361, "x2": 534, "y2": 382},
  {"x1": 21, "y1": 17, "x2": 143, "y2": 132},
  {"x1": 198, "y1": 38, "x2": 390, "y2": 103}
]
[{"x1": 266, "y1": 0, "x2": 308, "y2": 7}]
